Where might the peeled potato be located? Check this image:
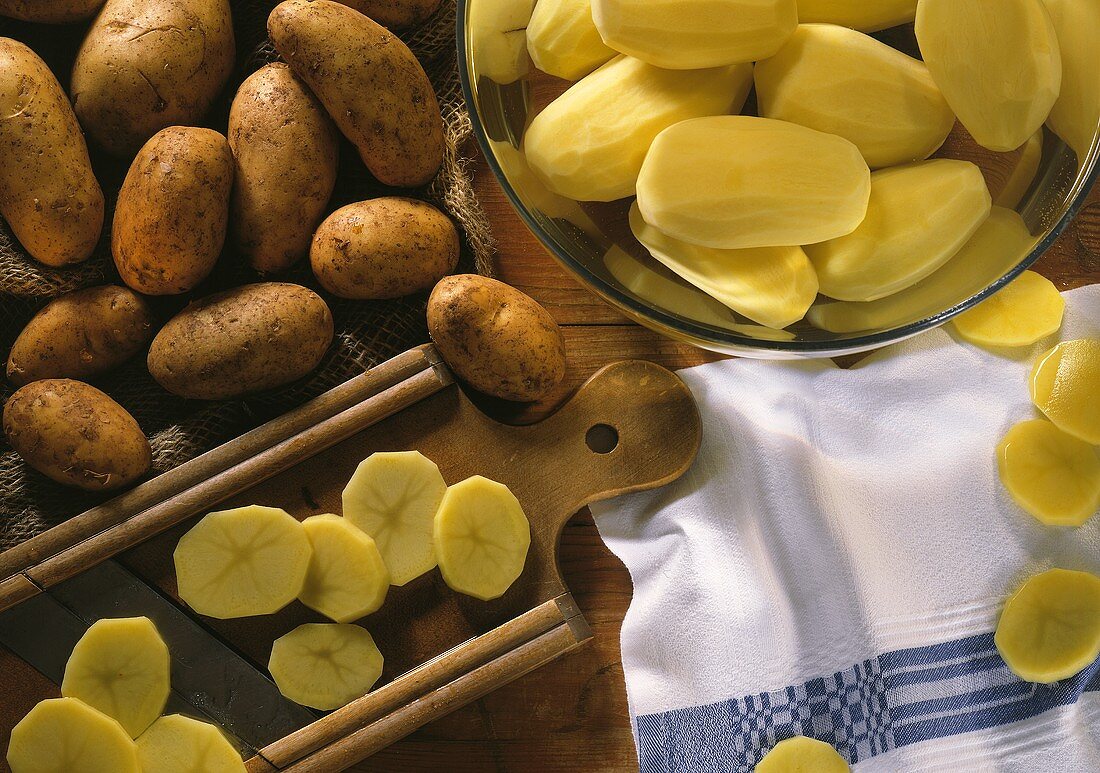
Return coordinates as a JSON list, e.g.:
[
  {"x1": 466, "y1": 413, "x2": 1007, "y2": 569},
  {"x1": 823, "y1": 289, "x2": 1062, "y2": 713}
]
[
  {"x1": 755, "y1": 24, "x2": 954, "y2": 169},
  {"x1": 174, "y1": 505, "x2": 312, "y2": 619},
  {"x1": 299, "y1": 514, "x2": 390, "y2": 623},
  {"x1": 268, "y1": 624, "x2": 383, "y2": 711},
  {"x1": 637, "y1": 116, "x2": 870, "y2": 250},
  {"x1": 1030, "y1": 339, "x2": 1100, "y2": 445},
  {"x1": 796, "y1": 0, "x2": 916, "y2": 31},
  {"x1": 136, "y1": 715, "x2": 244, "y2": 773},
  {"x1": 1040, "y1": 0, "x2": 1100, "y2": 162},
  {"x1": 434, "y1": 476, "x2": 531, "y2": 601},
  {"x1": 591, "y1": 0, "x2": 798, "y2": 68},
  {"x1": 951, "y1": 271, "x2": 1064, "y2": 348},
  {"x1": 997, "y1": 419, "x2": 1100, "y2": 527},
  {"x1": 7, "y1": 697, "x2": 140, "y2": 773},
  {"x1": 526, "y1": 0, "x2": 615, "y2": 80},
  {"x1": 806, "y1": 160, "x2": 991, "y2": 302},
  {"x1": 808, "y1": 207, "x2": 1033, "y2": 333},
  {"x1": 61, "y1": 617, "x2": 170, "y2": 739},
  {"x1": 525, "y1": 56, "x2": 753, "y2": 202},
  {"x1": 915, "y1": 0, "x2": 1062, "y2": 152},
  {"x1": 996, "y1": 568, "x2": 1100, "y2": 683},
  {"x1": 757, "y1": 736, "x2": 850, "y2": 772},
  {"x1": 469, "y1": 0, "x2": 534, "y2": 84},
  {"x1": 628, "y1": 203, "x2": 818, "y2": 330},
  {"x1": 343, "y1": 451, "x2": 447, "y2": 586}
]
